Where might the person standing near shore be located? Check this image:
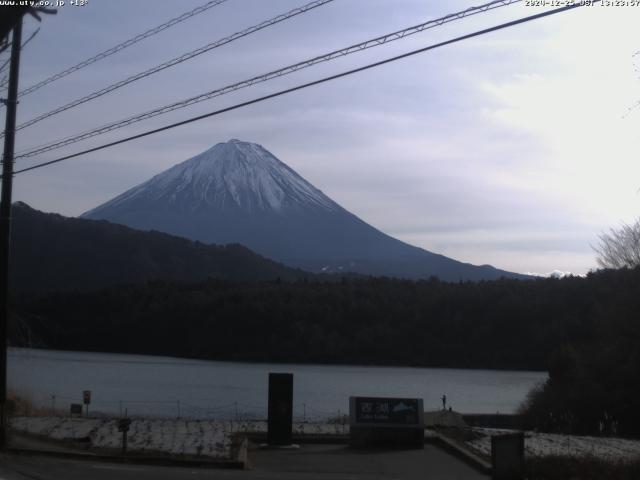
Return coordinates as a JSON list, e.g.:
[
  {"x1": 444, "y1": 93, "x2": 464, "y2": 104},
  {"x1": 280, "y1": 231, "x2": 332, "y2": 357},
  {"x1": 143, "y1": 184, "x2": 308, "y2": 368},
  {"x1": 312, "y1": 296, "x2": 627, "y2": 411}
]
[{"x1": 442, "y1": 395, "x2": 447, "y2": 410}]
